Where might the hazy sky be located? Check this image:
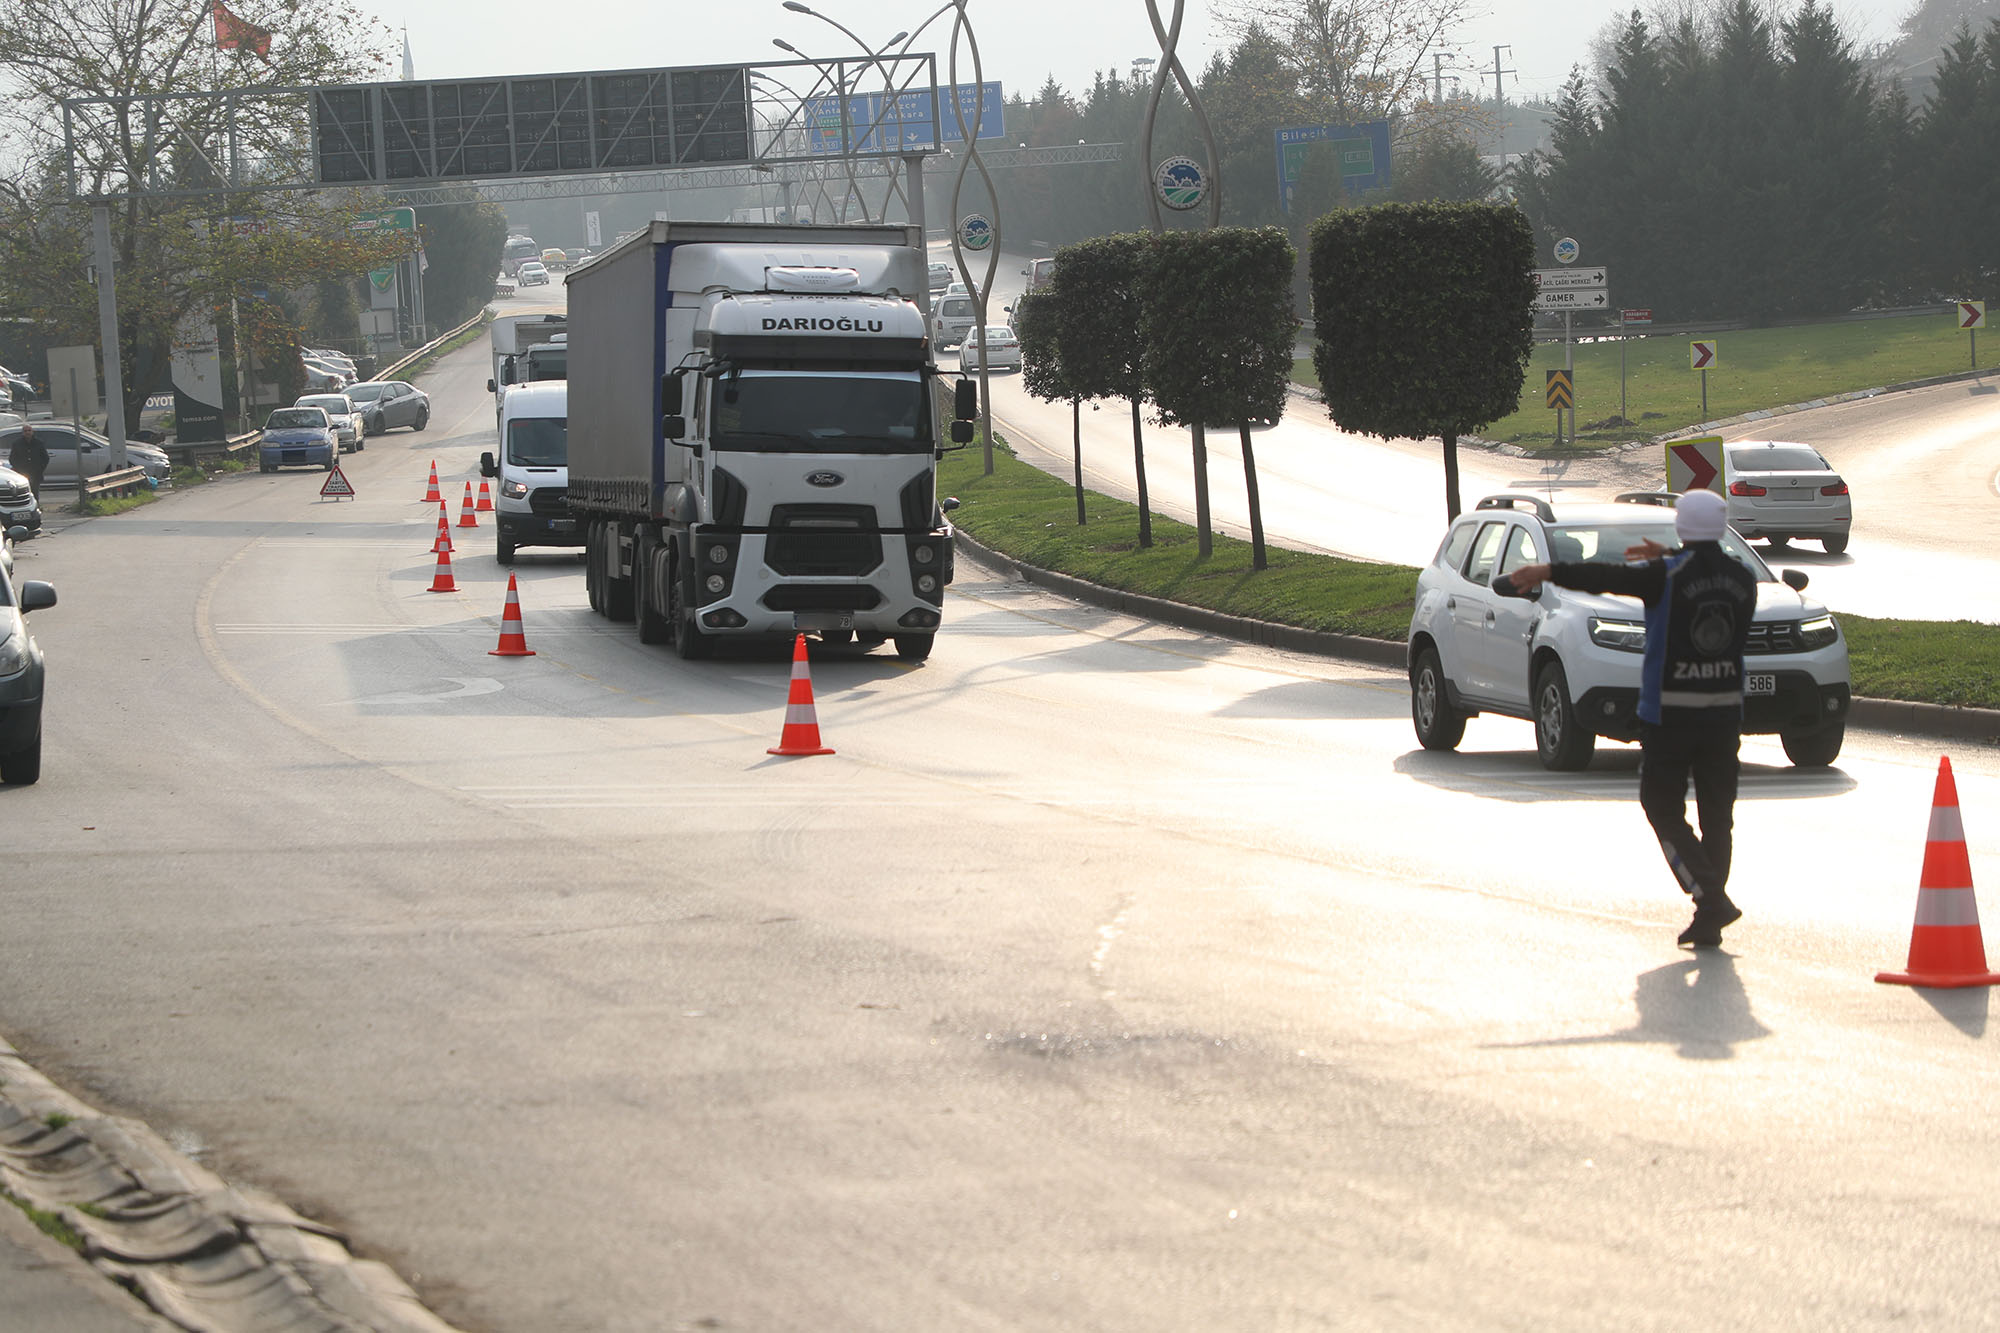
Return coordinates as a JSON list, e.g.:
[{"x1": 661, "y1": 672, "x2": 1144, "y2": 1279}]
[{"x1": 365, "y1": 1, "x2": 1916, "y2": 109}]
